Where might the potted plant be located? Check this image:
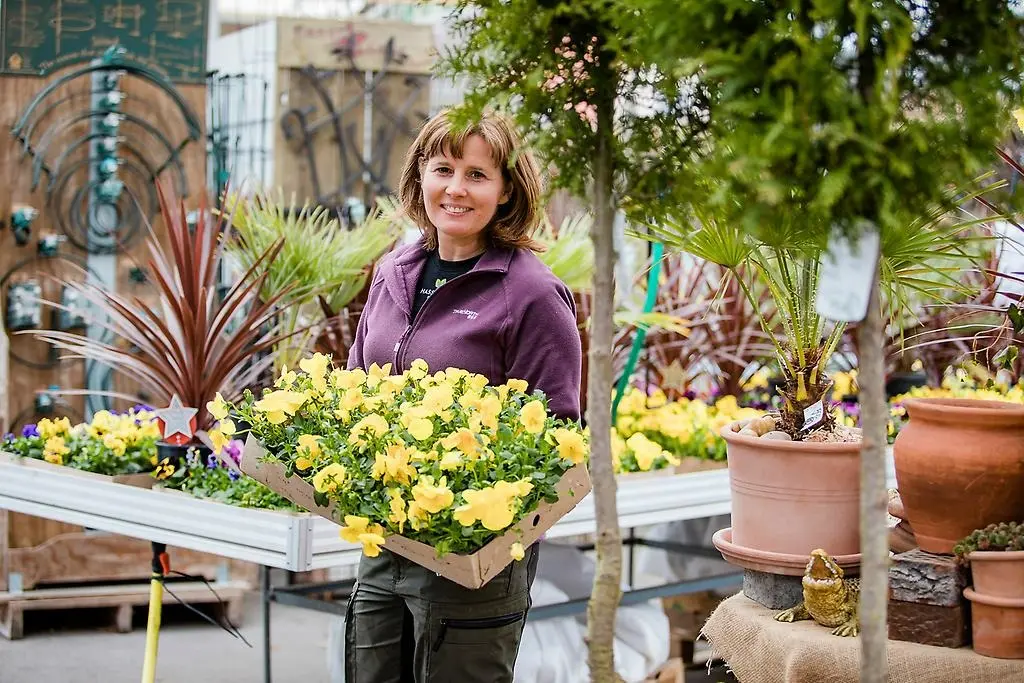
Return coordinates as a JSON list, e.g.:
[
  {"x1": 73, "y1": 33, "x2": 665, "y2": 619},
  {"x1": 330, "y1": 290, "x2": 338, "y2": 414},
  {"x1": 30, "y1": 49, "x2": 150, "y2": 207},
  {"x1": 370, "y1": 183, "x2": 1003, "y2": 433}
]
[
  {"x1": 955, "y1": 522, "x2": 1024, "y2": 659},
  {"x1": 30, "y1": 184, "x2": 294, "y2": 444},
  {"x1": 642, "y1": 191, "x2": 991, "y2": 570}
]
